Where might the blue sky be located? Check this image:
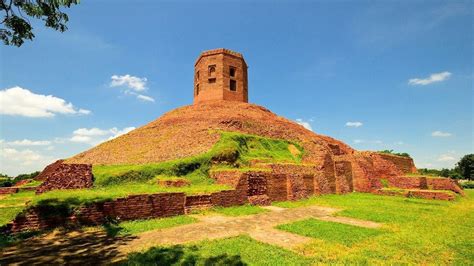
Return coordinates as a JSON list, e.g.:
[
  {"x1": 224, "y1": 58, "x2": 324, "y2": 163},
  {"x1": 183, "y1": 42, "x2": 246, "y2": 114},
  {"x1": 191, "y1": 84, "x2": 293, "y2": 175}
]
[{"x1": 0, "y1": 1, "x2": 472, "y2": 175}]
